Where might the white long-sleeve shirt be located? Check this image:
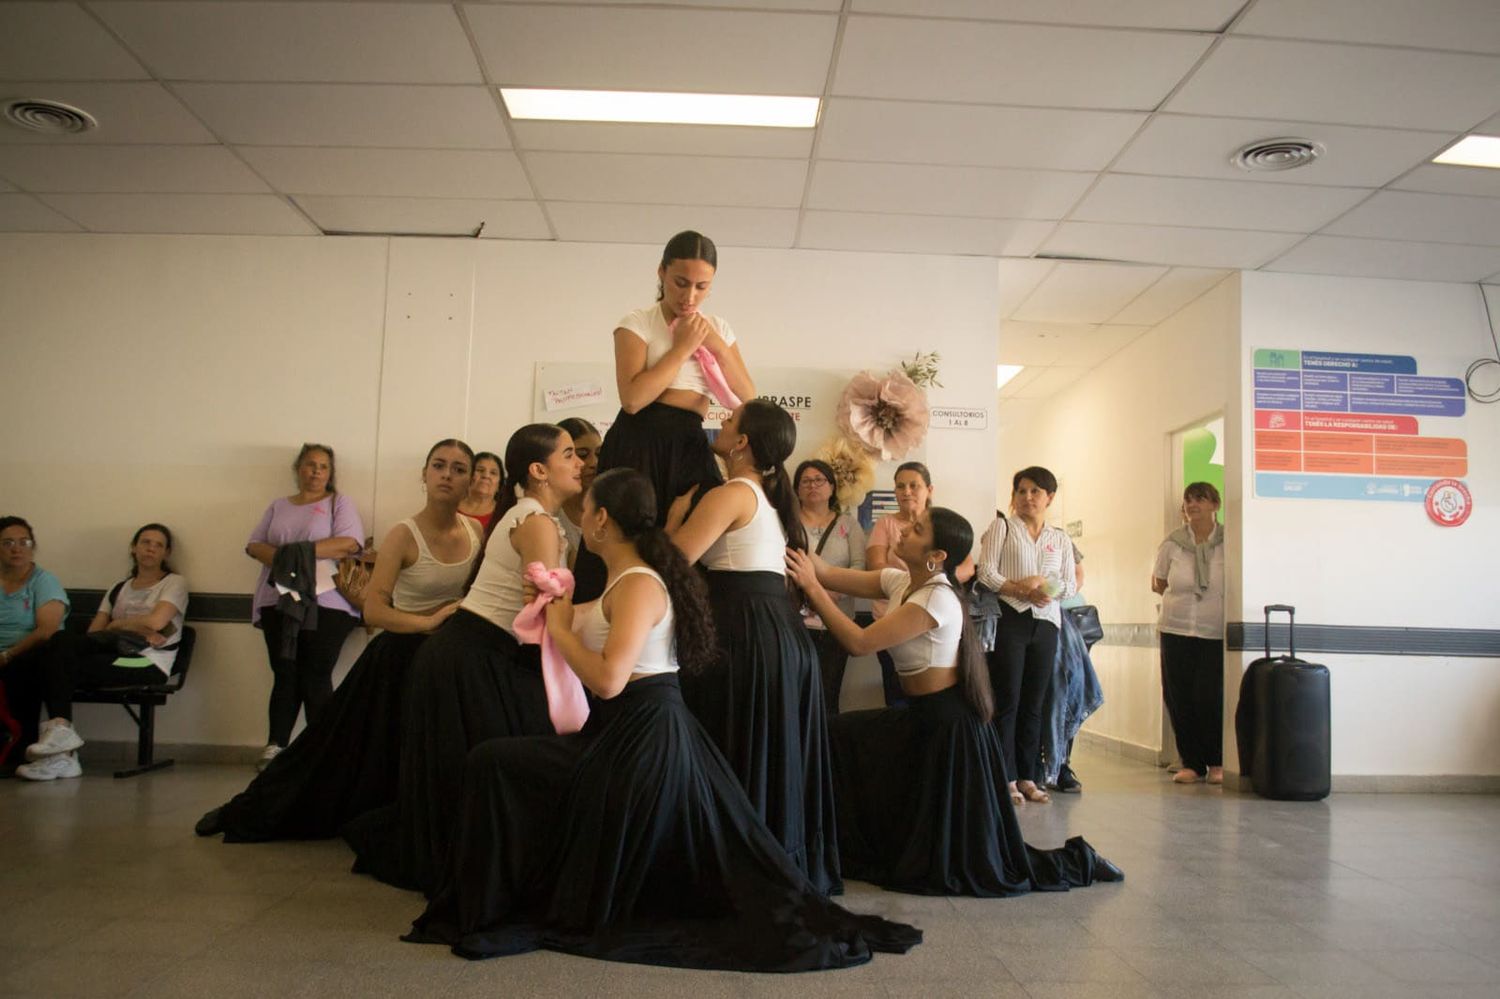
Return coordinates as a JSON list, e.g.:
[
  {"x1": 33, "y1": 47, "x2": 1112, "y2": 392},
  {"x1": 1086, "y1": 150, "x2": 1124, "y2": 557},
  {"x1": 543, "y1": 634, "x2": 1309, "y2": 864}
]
[{"x1": 976, "y1": 514, "x2": 1077, "y2": 630}]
